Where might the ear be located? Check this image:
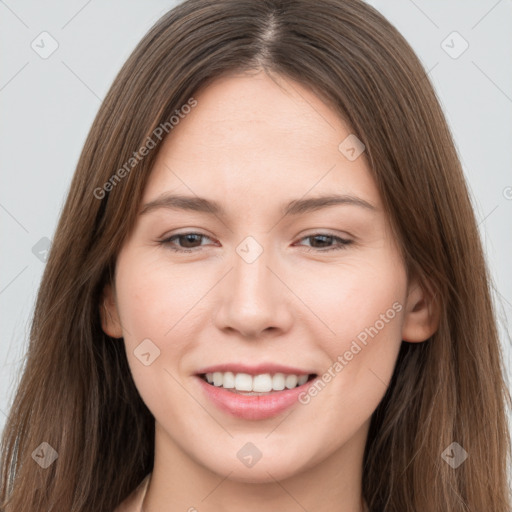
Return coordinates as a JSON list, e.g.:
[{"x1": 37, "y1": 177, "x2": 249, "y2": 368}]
[
  {"x1": 99, "y1": 283, "x2": 123, "y2": 339},
  {"x1": 401, "y1": 276, "x2": 440, "y2": 343}
]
